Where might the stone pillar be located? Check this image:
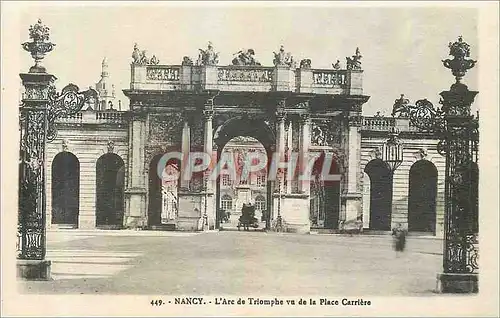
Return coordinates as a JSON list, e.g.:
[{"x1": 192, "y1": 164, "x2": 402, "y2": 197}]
[
  {"x1": 203, "y1": 109, "x2": 216, "y2": 230},
  {"x1": 276, "y1": 109, "x2": 286, "y2": 161},
  {"x1": 273, "y1": 104, "x2": 287, "y2": 225},
  {"x1": 124, "y1": 109, "x2": 147, "y2": 228},
  {"x1": 342, "y1": 112, "x2": 363, "y2": 225},
  {"x1": 203, "y1": 109, "x2": 214, "y2": 188},
  {"x1": 299, "y1": 114, "x2": 311, "y2": 194},
  {"x1": 286, "y1": 120, "x2": 293, "y2": 194},
  {"x1": 180, "y1": 120, "x2": 191, "y2": 189}
]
